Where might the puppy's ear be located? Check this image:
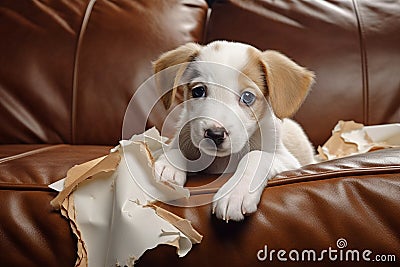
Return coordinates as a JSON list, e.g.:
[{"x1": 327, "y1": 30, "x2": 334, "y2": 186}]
[
  {"x1": 260, "y1": 51, "x2": 315, "y2": 118},
  {"x1": 153, "y1": 43, "x2": 202, "y2": 110}
]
